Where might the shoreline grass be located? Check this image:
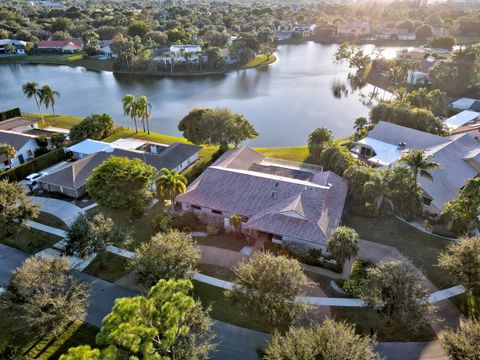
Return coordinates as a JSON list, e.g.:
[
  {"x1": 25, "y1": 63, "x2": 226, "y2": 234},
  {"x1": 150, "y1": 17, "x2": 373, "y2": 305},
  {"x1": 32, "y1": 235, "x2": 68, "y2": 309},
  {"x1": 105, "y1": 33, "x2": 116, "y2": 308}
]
[{"x1": 243, "y1": 54, "x2": 277, "y2": 69}]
